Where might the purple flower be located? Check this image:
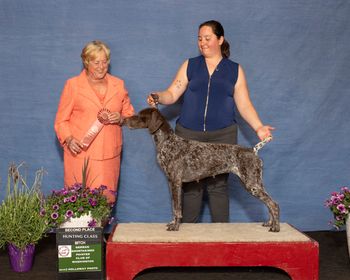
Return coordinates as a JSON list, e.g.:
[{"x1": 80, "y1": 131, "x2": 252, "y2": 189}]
[
  {"x1": 72, "y1": 183, "x2": 82, "y2": 190},
  {"x1": 65, "y1": 210, "x2": 74, "y2": 218},
  {"x1": 39, "y1": 208, "x2": 46, "y2": 216},
  {"x1": 51, "y1": 212, "x2": 59, "y2": 220},
  {"x1": 70, "y1": 195, "x2": 77, "y2": 203},
  {"x1": 63, "y1": 197, "x2": 70, "y2": 203},
  {"x1": 99, "y1": 185, "x2": 107, "y2": 191},
  {"x1": 337, "y1": 204, "x2": 347, "y2": 214},
  {"x1": 89, "y1": 198, "x2": 97, "y2": 207},
  {"x1": 330, "y1": 197, "x2": 340, "y2": 205},
  {"x1": 335, "y1": 215, "x2": 343, "y2": 221},
  {"x1": 88, "y1": 219, "x2": 97, "y2": 227},
  {"x1": 52, "y1": 204, "x2": 60, "y2": 211}
]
